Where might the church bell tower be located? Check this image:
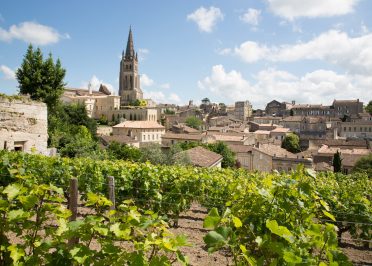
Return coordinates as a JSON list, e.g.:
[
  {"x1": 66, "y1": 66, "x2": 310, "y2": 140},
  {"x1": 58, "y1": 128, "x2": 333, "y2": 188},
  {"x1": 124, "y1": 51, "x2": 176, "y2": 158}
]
[{"x1": 119, "y1": 27, "x2": 143, "y2": 106}]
